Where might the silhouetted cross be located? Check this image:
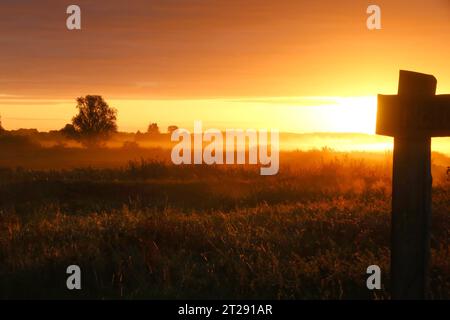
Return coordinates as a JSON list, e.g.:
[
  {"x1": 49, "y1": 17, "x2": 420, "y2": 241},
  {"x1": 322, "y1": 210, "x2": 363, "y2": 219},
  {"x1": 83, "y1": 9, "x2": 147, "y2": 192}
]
[{"x1": 377, "y1": 70, "x2": 450, "y2": 299}]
